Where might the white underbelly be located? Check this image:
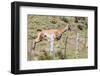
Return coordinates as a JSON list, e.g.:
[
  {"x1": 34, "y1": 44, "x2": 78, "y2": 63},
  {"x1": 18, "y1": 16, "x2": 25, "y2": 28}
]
[{"x1": 44, "y1": 33, "x2": 55, "y2": 38}]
